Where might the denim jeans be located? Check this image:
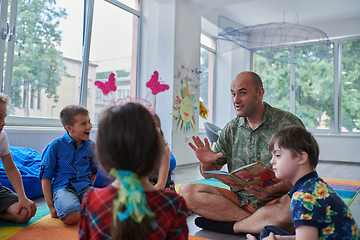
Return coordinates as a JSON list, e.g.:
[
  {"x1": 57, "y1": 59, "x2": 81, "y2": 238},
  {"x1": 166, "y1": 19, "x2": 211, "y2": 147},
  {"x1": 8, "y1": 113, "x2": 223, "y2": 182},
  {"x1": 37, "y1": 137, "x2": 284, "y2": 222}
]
[
  {"x1": 260, "y1": 225, "x2": 292, "y2": 240},
  {"x1": 53, "y1": 185, "x2": 91, "y2": 220}
]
